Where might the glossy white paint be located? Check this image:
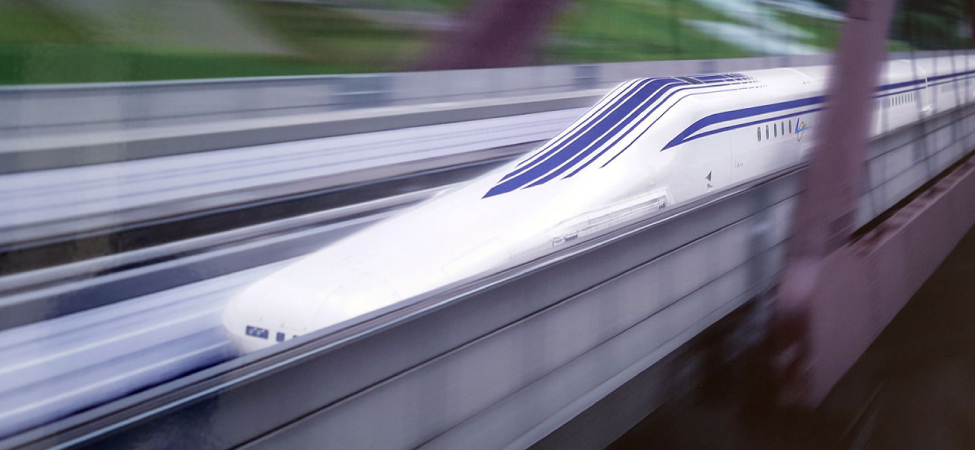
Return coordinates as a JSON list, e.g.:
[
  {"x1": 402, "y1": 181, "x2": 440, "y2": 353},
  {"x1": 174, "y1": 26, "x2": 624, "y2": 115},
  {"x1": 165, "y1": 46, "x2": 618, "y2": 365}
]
[{"x1": 225, "y1": 56, "x2": 975, "y2": 354}]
